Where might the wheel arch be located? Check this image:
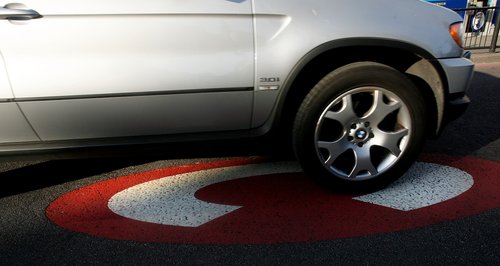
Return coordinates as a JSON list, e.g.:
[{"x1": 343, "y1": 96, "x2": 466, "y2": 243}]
[{"x1": 270, "y1": 38, "x2": 448, "y2": 139}]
